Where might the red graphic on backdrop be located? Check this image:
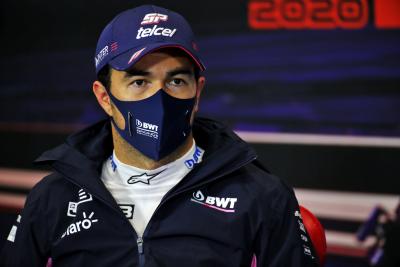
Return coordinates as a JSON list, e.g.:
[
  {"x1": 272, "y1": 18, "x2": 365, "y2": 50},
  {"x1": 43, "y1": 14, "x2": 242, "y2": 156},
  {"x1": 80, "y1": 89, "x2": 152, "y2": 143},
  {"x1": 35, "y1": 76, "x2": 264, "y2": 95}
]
[
  {"x1": 374, "y1": 0, "x2": 400, "y2": 29},
  {"x1": 248, "y1": 0, "x2": 369, "y2": 30}
]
